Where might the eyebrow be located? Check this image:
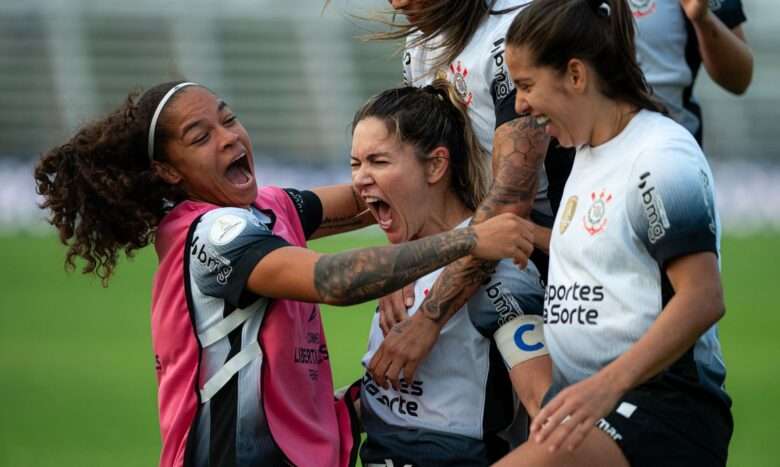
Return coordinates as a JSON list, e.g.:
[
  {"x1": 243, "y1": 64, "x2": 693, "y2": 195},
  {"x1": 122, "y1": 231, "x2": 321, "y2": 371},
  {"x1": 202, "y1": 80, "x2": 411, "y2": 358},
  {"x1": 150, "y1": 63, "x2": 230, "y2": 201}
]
[
  {"x1": 180, "y1": 100, "x2": 230, "y2": 139},
  {"x1": 351, "y1": 151, "x2": 391, "y2": 160}
]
